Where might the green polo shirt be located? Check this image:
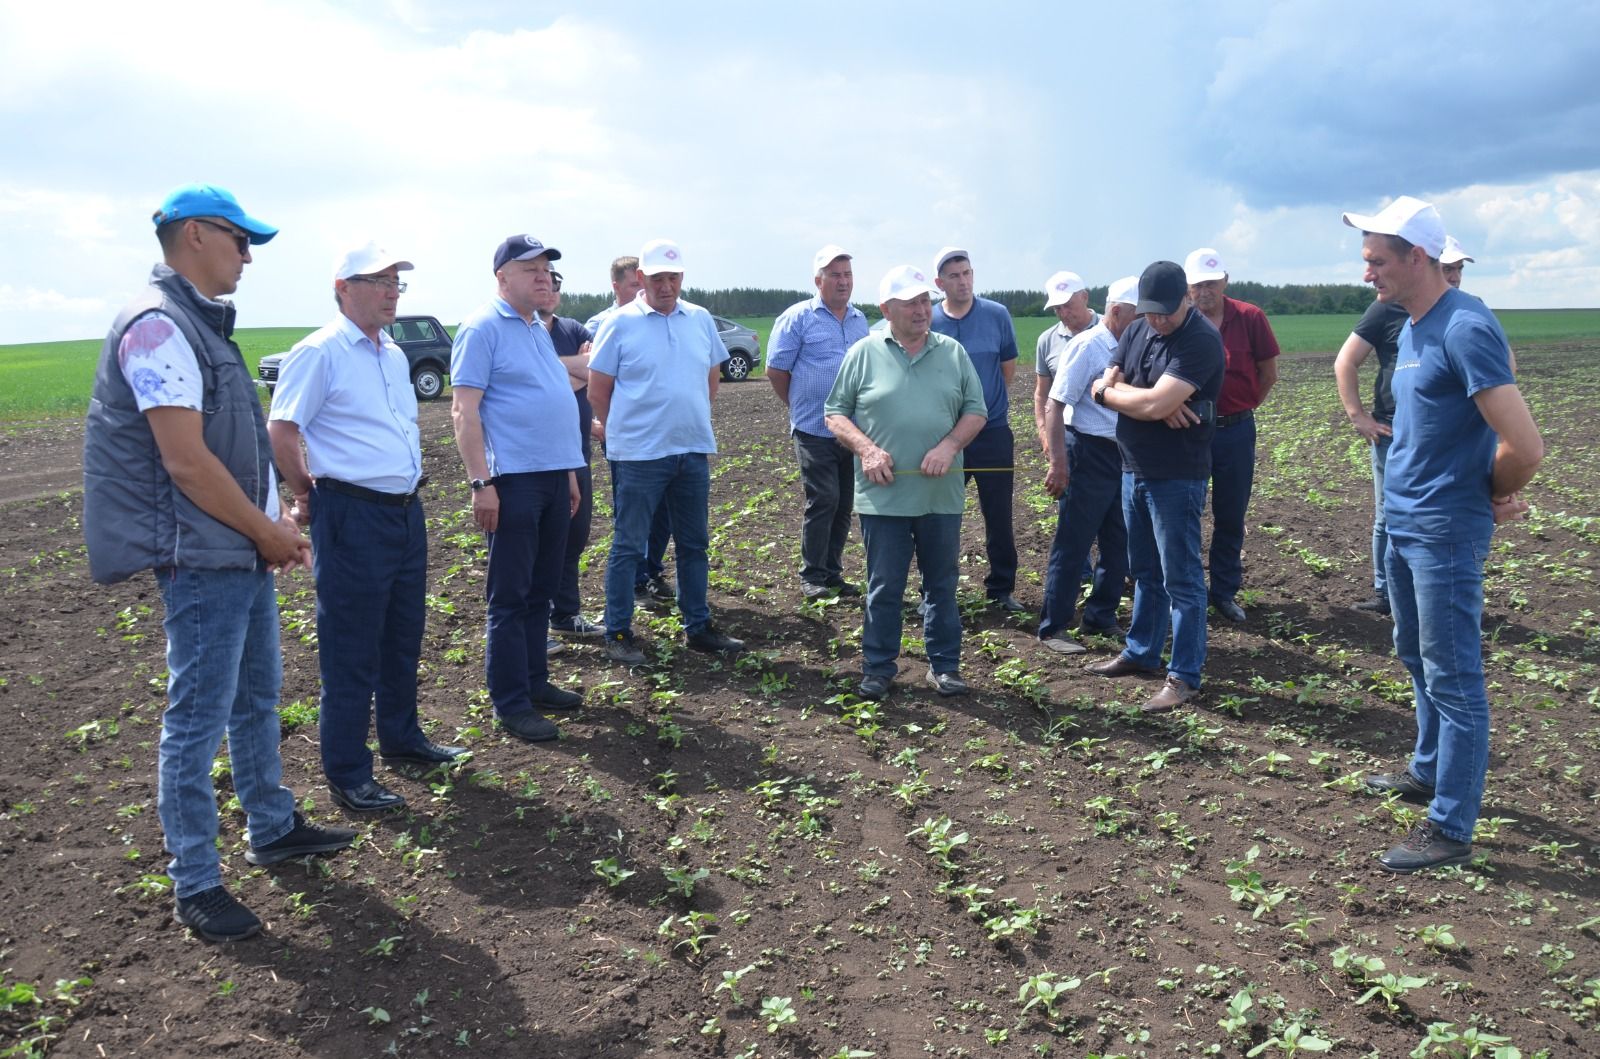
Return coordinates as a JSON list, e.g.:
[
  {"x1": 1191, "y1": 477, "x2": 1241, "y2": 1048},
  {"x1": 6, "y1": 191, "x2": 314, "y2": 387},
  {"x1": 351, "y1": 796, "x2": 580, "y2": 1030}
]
[{"x1": 824, "y1": 330, "x2": 987, "y2": 517}]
